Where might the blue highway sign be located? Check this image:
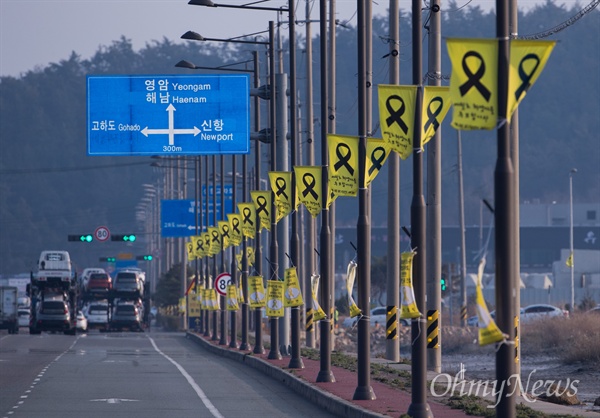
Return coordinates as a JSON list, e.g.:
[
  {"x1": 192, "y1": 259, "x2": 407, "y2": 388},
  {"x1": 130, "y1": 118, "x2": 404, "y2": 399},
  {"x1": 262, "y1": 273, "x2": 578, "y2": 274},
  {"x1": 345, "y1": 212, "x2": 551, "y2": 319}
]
[
  {"x1": 161, "y1": 200, "x2": 199, "y2": 238},
  {"x1": 87, "y1": 74, "x2": 250, "y2": 156}
]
